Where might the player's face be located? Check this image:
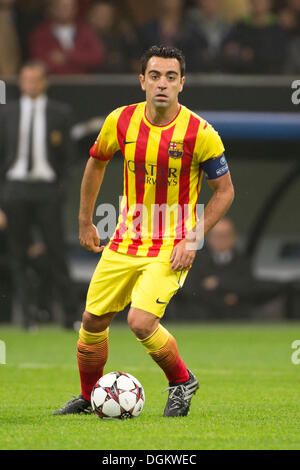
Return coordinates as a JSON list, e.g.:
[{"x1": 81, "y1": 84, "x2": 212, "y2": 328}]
[
  {"x1": 139, "y1": 57, "x2": 185, "y2": 110},
  {"x1": 19, "y1": 66, "x2": 48, "y2": 99}
]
